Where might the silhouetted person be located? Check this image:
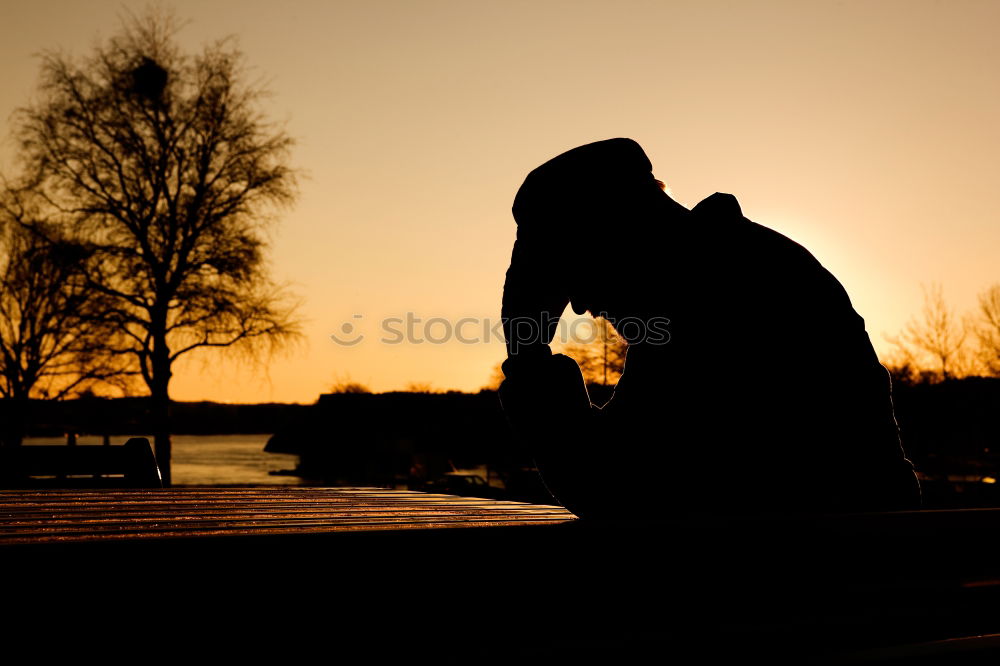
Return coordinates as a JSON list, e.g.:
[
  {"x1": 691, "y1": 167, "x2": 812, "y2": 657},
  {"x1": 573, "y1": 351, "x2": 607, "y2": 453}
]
[{"x1": 498, "y1": 138, "x2": 920, "y2": 518}]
